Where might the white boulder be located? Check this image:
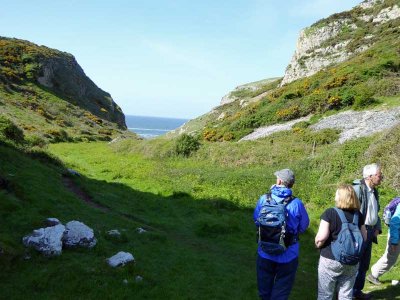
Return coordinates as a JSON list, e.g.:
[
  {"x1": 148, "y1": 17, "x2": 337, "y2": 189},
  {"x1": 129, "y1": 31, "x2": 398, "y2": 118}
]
[
  {"x1": 107, "y1": 251, "x2": 135, "y2": 267},
  {"x1": 63, "y1": 221, "x2": 97, "y2": 248},
  {"x1": 22, "y1": 224, "x2": 65, "y2": 256}
]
